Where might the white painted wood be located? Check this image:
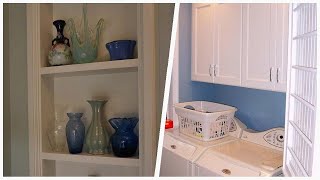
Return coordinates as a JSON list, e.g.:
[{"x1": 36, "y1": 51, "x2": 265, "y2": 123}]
[
  {"x1": 242, "y1": 4, "x2": 275, "y2": 91},
  {"x1": 27, "y1": 3, "x2": 158, "y2": 176},
  {"x1": 40, "y1": 59, "x2": 138, "y2": 76},
  {"x1": 192, "y1": 3, "x2": 214, "y2": 83},
  {"x1": 54, "y1": 161, "x2": 139, "y2": 176},
  {"x1": 213, "y1": 4, "x2": 242, "y2": 86},
  {"x1": 41, "y1": 152, "x2": 139, "y2": 167},
  {"x1": 283, "y1": 3, "x2": 317, "y2": 177},
  {"x1": 137, "y1": 4, "x2": 158, "y2": 176},
  {"x1": 273, "y1": 4, "x2": 289, "y2": 92},
  {"x1": 27, "y1": 4, "x2": 44, "y2": 176}
]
